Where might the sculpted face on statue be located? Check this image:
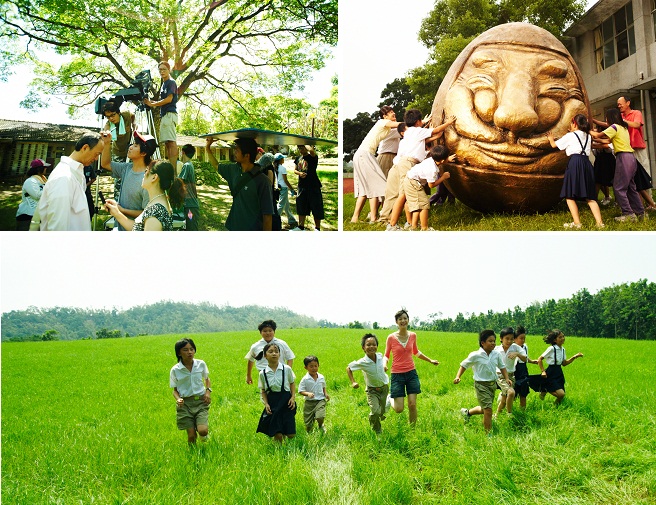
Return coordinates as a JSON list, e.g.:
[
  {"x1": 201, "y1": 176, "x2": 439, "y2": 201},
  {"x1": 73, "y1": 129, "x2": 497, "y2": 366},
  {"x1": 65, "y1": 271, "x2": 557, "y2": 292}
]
[{"x1": 432, "y1": 23, "x2": 590, "y2": 213}]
